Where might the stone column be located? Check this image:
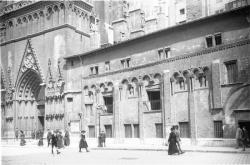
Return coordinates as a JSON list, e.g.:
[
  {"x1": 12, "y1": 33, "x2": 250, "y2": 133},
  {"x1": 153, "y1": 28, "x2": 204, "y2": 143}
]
[
  {"x1": 162, "y1": 70, "x2": 172, "y2": 138},
  {"x1": 138, "y1": 81, "x2": 144, "y2": 139},
  {"x1": 187, "y1": 76, "x2": 197, "y2": 144},
  {"x1": 211, "y1": 59, "x2": 222, "y2": 109},
  {"x1": 113, "y1": 83, "x2": 122, "y2": 139}
]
